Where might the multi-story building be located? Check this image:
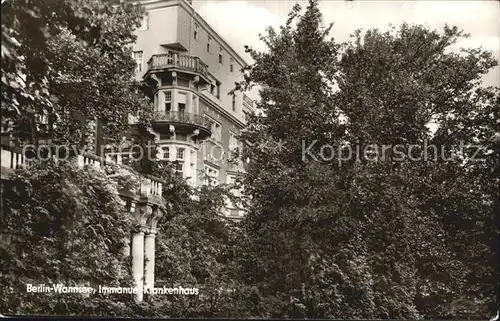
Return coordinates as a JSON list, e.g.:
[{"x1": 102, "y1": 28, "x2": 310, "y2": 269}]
[
  {"x1": 0, "y1": 0, "x2": 255, "y2": 301},
  {"x1": 127, "y1": 0, "x2": 256, "y2": 218}
]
